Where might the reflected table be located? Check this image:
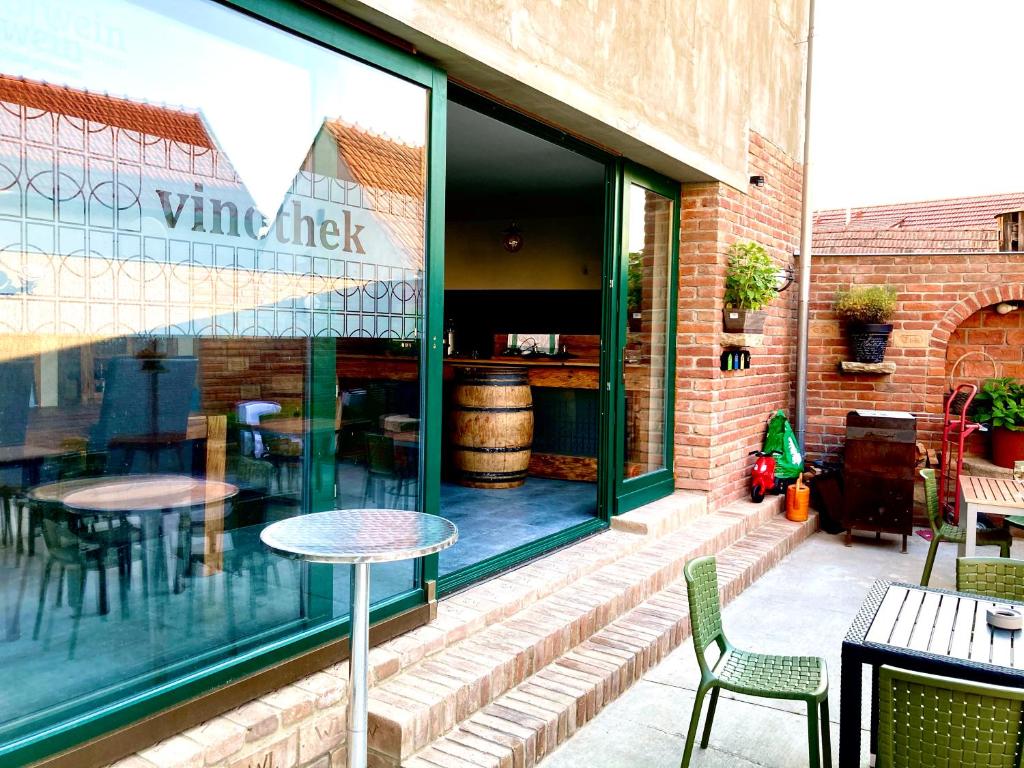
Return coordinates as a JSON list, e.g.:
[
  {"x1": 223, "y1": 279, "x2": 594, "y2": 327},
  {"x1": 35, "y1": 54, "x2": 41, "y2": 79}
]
[
  {"x1": 32, "y1": 474, "x2": 238, "y2": 596},
  {"x1": 261, "y1": 509, "x2": 457, "y2": 768}
]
